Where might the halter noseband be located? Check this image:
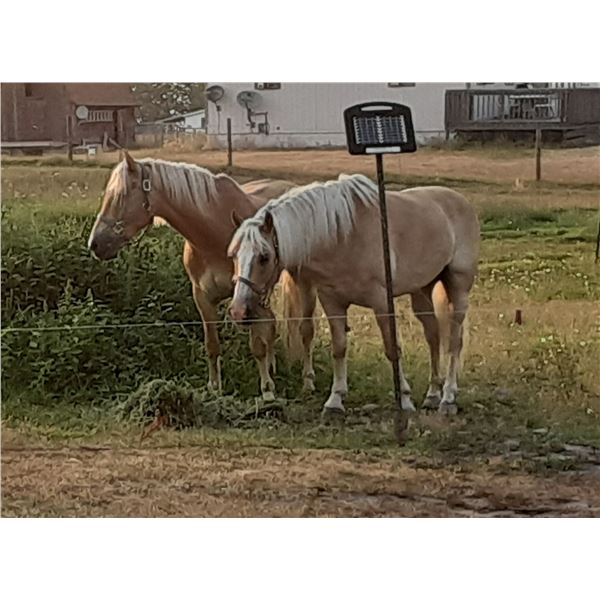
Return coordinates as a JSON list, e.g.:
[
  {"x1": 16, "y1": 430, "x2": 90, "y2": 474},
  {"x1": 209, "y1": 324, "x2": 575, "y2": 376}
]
[{"x1": 234, "y1": 230, "x2": 280, "y2": 308}]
